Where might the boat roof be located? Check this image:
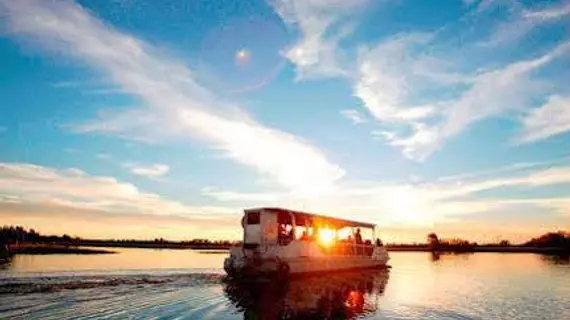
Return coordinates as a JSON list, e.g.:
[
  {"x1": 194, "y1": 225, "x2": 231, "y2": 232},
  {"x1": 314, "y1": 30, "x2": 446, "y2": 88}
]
[{"x1": 245, "y1": 207, "x2": 375, "y2": 229}]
